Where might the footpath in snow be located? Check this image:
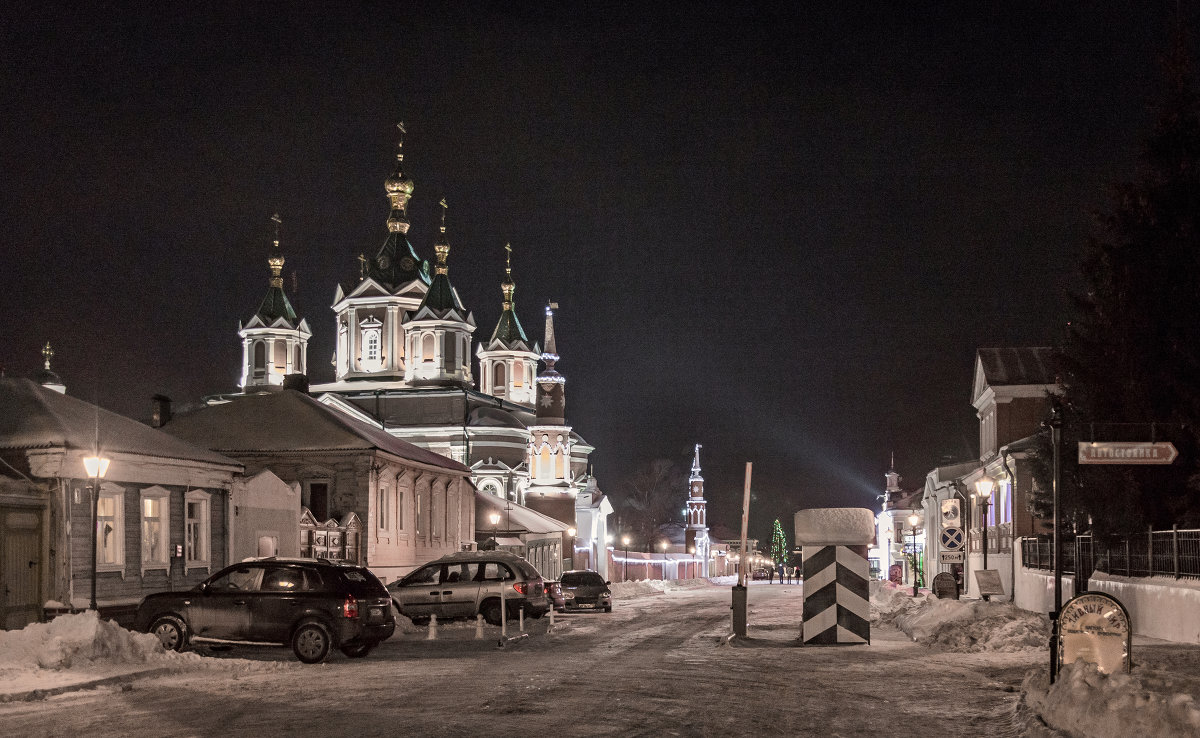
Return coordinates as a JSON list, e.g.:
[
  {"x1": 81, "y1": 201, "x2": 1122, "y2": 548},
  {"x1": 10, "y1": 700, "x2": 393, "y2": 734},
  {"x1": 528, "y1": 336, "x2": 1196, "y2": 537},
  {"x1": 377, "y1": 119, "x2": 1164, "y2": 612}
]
[{"x1": 871, "y1": 580, "x2": 1200, "y2": 736}]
